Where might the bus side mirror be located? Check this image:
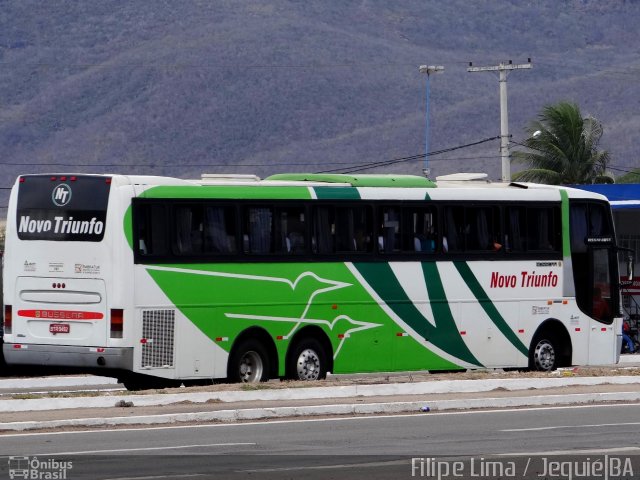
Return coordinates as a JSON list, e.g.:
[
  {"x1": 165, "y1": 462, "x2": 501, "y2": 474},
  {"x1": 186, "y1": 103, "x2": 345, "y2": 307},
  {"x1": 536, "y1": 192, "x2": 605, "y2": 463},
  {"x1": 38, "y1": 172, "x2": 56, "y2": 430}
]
[{"x1": 627, "y1": 254, "x2": 634, "y2": 283}]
